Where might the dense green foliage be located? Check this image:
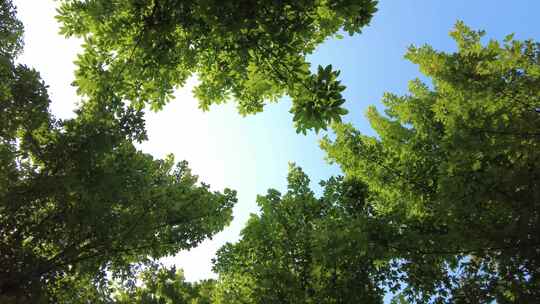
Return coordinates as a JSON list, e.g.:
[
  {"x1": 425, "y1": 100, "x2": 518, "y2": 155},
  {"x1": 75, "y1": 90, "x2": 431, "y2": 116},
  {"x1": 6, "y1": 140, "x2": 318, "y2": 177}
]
[
  {"x1": 56, "y1": 0, "x2": 377, "y2": 133},
  {"x1": 212, "y1": 165, "x2": 386, "y2": 303},
  {"x1": 0, "y1": 3, "x2": 235, "y2": 302},
  {"x1": 322, "y1": 22, "x2": 540, "y2": 302},
  {"x1": 0, "y1": 0, "x2": 23, "y2": 58},
  {"x1": 114, "y1": 265, "x2": 215, "y2": 304}
]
